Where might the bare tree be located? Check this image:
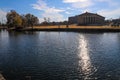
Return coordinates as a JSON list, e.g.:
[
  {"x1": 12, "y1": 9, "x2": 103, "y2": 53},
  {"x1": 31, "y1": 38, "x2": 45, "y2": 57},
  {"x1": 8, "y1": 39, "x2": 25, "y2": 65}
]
[{"x1": 25, "y1": 13, "x2": 39, "y2": 29}]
